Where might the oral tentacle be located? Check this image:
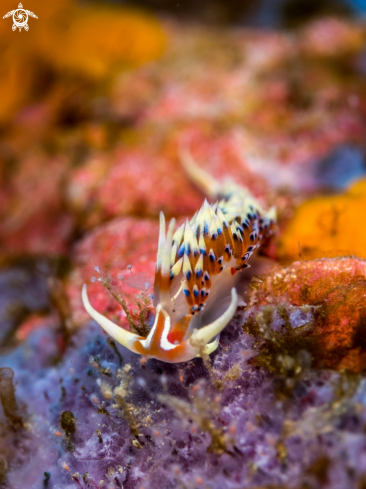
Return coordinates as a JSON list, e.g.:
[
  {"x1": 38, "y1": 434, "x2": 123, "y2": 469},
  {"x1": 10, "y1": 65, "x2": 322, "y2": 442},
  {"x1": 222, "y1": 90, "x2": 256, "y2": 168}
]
[{"x1": 82, "y1": 284, "x2": 143, "y2": 352}]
